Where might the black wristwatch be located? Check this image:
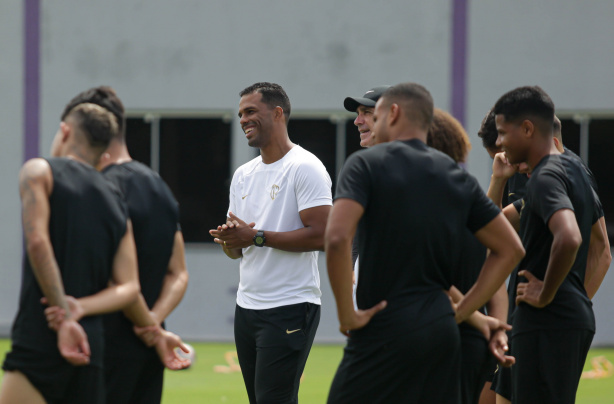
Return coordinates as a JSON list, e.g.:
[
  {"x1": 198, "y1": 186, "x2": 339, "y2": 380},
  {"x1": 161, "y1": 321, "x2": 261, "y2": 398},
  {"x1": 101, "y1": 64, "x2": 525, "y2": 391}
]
[{"x1": 253, "y1": 230, "x2": 266, "y2": 247}]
